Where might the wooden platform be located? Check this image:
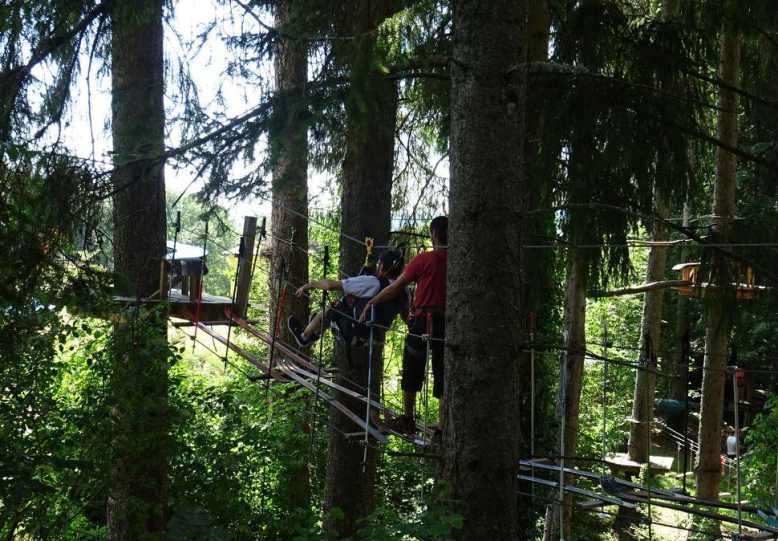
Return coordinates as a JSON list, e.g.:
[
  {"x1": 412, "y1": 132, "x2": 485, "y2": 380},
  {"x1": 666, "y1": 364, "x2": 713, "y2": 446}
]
[
  {"x1": 605, "y1": 452, "x2": 674, "y2": 474},
  {"x1": 168, "y1": 290, "x2": 233, "y2": 322},
  {"x1": 114, "y1": 289, "x2": 233, "y2": 323}
]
